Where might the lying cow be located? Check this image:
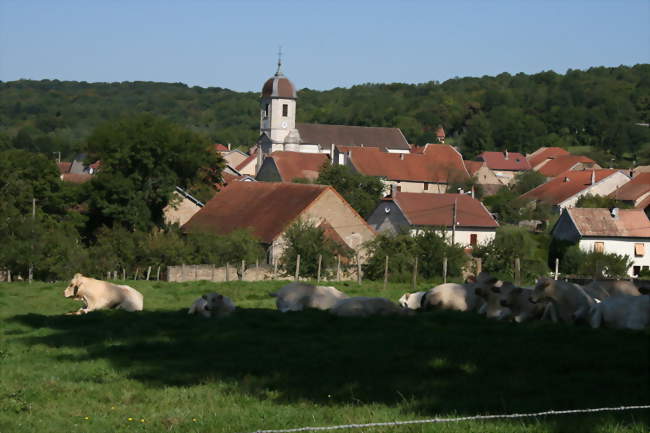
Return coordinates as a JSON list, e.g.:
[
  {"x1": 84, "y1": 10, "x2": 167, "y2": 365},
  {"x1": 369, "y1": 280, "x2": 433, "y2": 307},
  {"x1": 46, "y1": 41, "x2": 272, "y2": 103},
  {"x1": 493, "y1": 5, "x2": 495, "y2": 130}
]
[
  {"x1": 583, "y1": 280, "x2": 641, "y2": 301},
  {"x1": 530, "y1": 277, "x2": 596, "y2": 323},
  {"x1": 588, "y1": 295, "x2": 650, "y2": 330},
  {"x1": 271, "y1": 282, "x2": 349, "y2": 312},
  {"x1": 478, "y1": 282, "x2": 552, "y2": 323},
  {"x1": 421, "y1": 274, "x2": 494, "y2": 313},
  {"x1": 330, "y1": 297, "x2": 409, "y2": 317},
  {"x1": 63, "y1": 273, "x2": 143, "y2": 315},
  {"x1": 398, "y1": 291, "x2": 427, "y2": 310},
  {"x1": 188, "y1": 292, "x2": 236, "y2": 318}
]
